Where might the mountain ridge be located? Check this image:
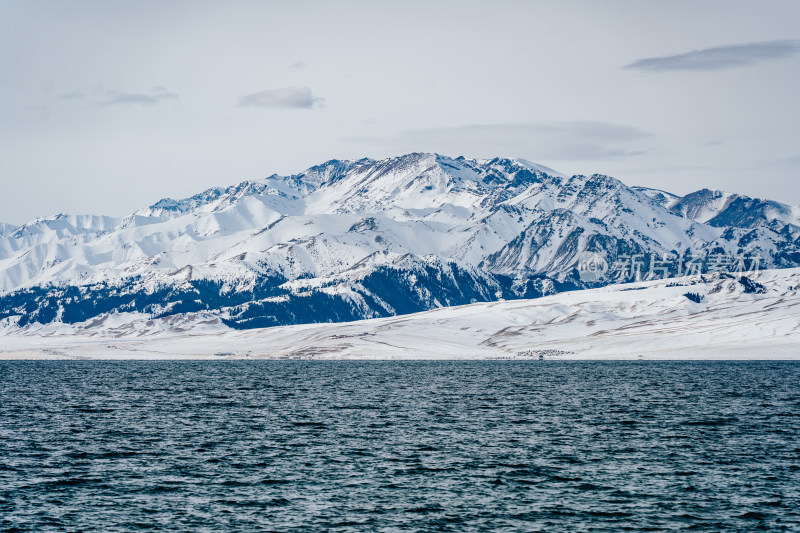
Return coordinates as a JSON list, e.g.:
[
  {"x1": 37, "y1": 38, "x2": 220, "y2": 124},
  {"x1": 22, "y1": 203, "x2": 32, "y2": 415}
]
[{"x1": 1, "y1": 153, "x2": 798, "y2": 330}]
